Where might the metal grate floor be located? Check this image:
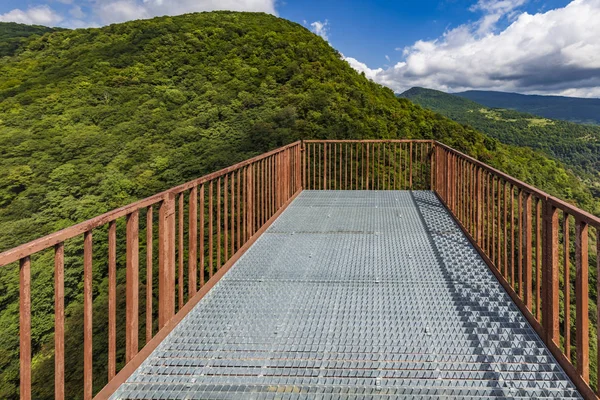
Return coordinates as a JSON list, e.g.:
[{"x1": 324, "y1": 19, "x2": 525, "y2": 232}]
[{"x1": 112, "y1": 191, "x2": 582, "y2": 399}]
